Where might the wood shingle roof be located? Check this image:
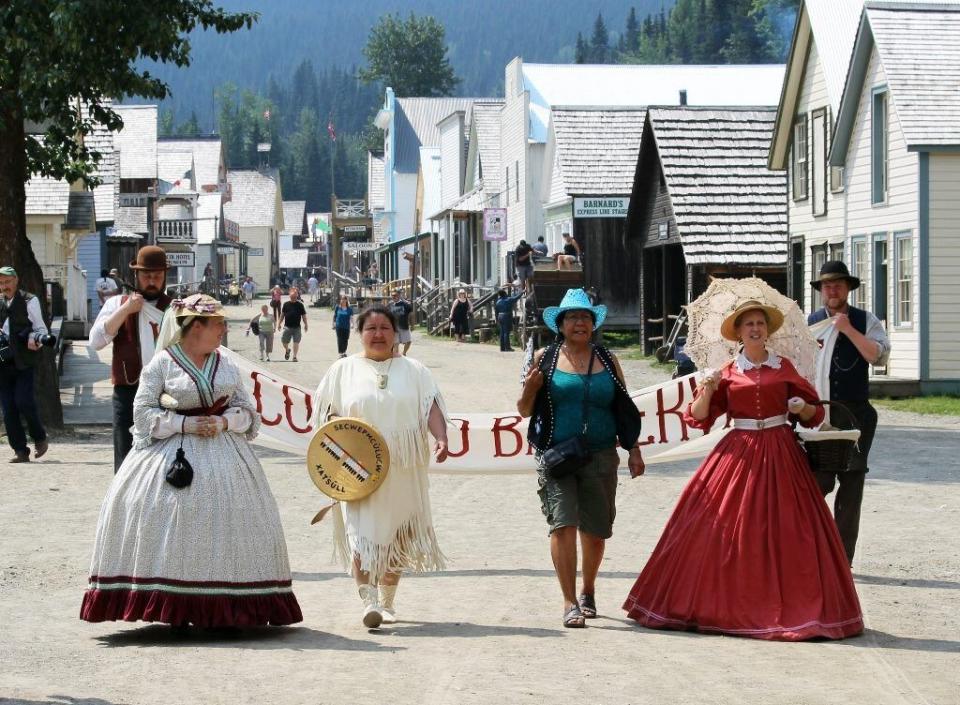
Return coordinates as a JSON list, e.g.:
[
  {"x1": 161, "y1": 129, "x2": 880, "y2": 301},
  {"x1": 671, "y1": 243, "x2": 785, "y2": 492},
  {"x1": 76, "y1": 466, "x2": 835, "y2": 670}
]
[
  {"x1": 223, "y1": 169, "x2": 280, "y2": 228},
  {"x1": 647, "y1": 107, "x2": 787, "y2": 266},
  {"x1": 550, "y1": 108, "x2": 646, "y2": 196}
]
